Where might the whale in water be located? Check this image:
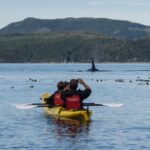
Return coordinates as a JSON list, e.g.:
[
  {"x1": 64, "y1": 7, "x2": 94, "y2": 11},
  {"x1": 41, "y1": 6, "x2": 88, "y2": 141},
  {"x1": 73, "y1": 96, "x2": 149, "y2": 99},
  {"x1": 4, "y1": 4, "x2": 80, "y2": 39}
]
[{"x1": 87, "y1": 58, "x2": 99, "y2": 72}]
